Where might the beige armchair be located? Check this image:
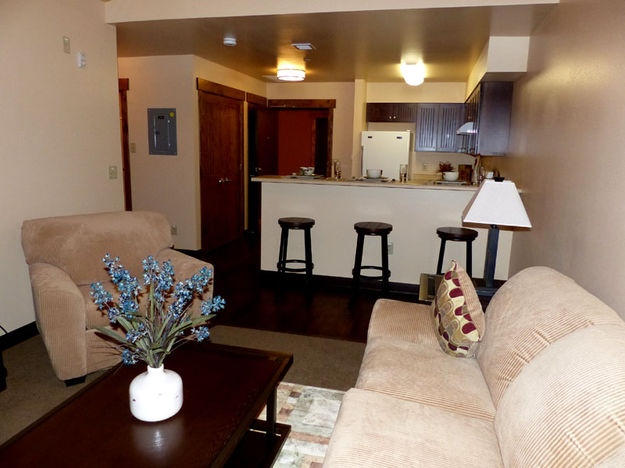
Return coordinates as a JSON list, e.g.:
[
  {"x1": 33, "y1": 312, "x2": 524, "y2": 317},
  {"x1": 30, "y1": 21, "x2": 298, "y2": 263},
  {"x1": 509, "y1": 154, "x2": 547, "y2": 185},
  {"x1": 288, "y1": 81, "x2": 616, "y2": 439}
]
[{"x1": 21, "y1": 211, "x2": 214, "y2": 384}]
